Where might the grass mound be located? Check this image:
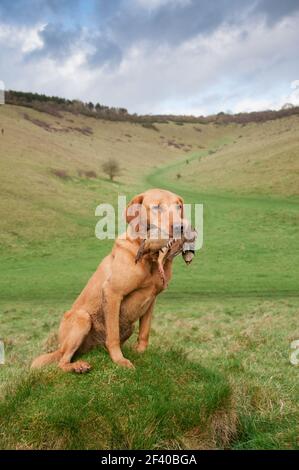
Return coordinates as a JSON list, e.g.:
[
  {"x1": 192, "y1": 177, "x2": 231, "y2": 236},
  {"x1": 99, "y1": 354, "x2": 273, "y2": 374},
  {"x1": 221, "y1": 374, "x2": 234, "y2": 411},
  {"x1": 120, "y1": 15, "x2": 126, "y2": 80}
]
[{"x1": 0, "y1": 348, "x2": 233, "y2": 450}]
